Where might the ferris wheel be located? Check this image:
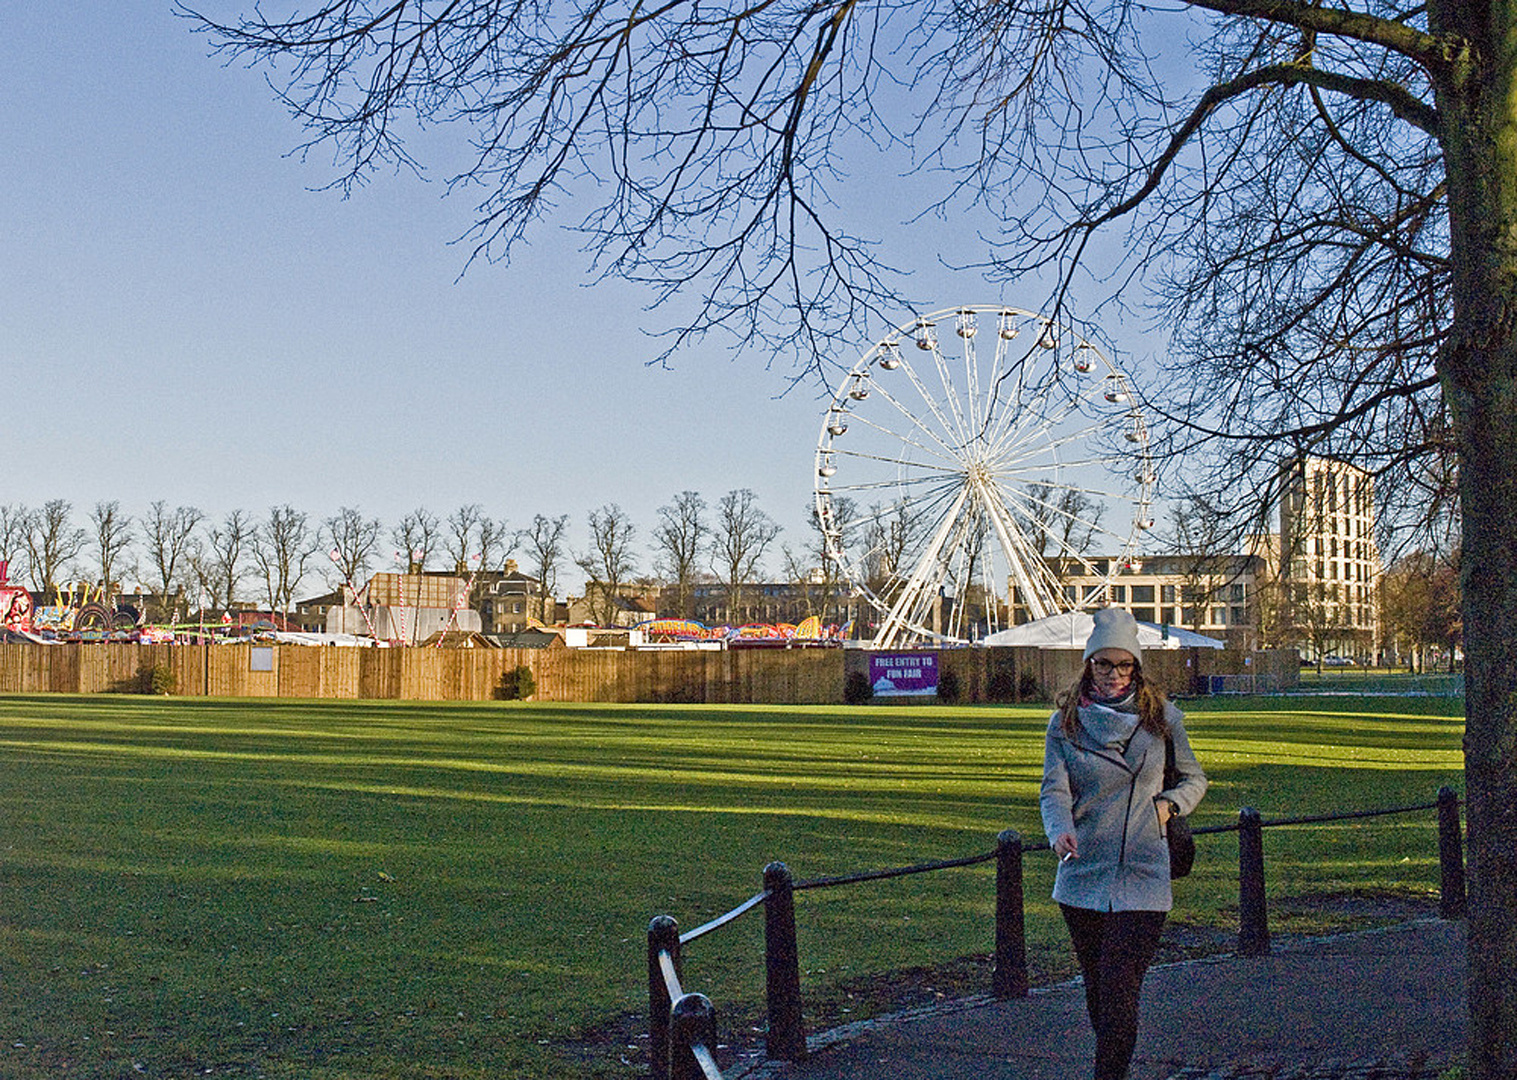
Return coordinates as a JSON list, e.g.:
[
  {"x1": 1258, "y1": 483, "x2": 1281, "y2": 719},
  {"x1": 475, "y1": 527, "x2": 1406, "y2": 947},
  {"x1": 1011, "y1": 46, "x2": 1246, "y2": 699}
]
[{"x1": 814, "y1": 305, "x2": 1155, "y2": 648}]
